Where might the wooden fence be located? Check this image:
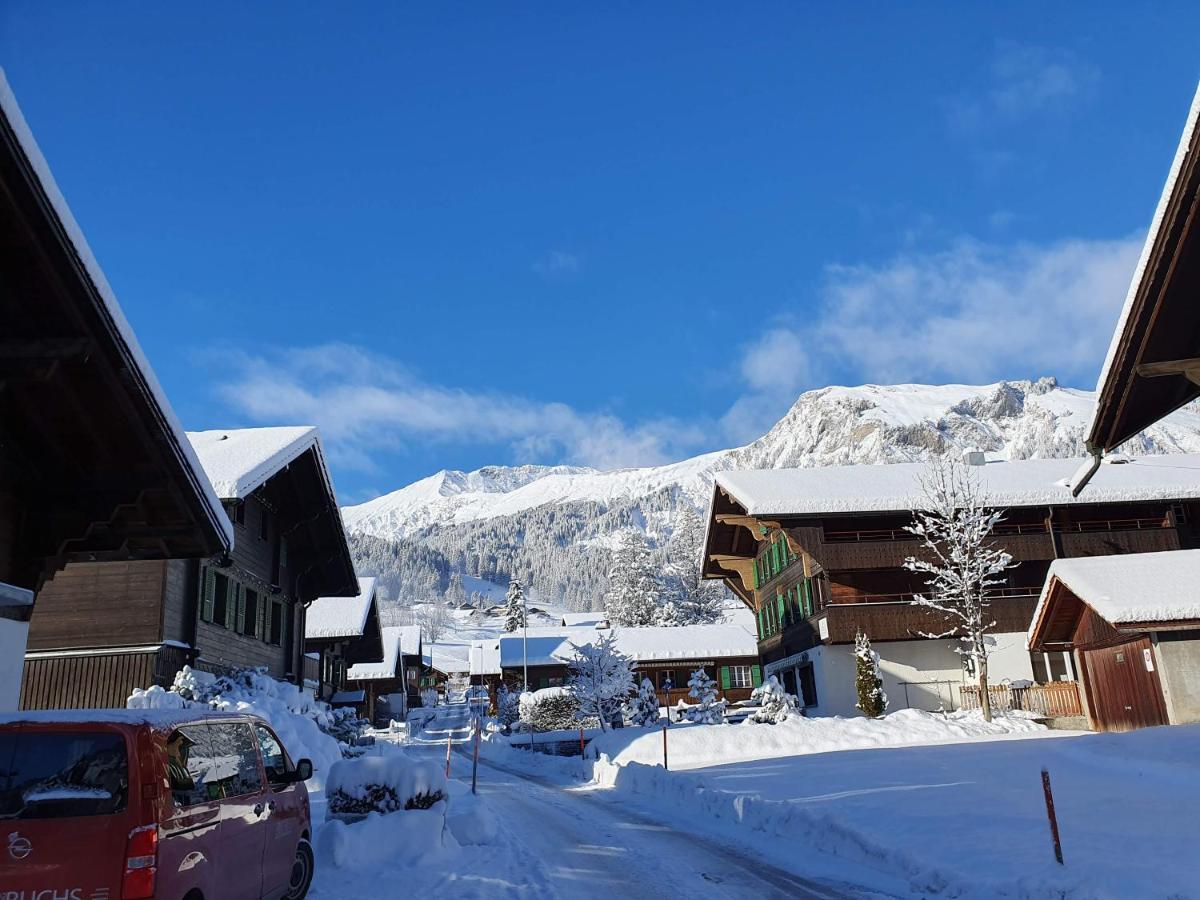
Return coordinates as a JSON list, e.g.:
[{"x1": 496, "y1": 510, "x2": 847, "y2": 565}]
[{"x1": 960, "y1": 682, "x2": 1082, "y2": 718}]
